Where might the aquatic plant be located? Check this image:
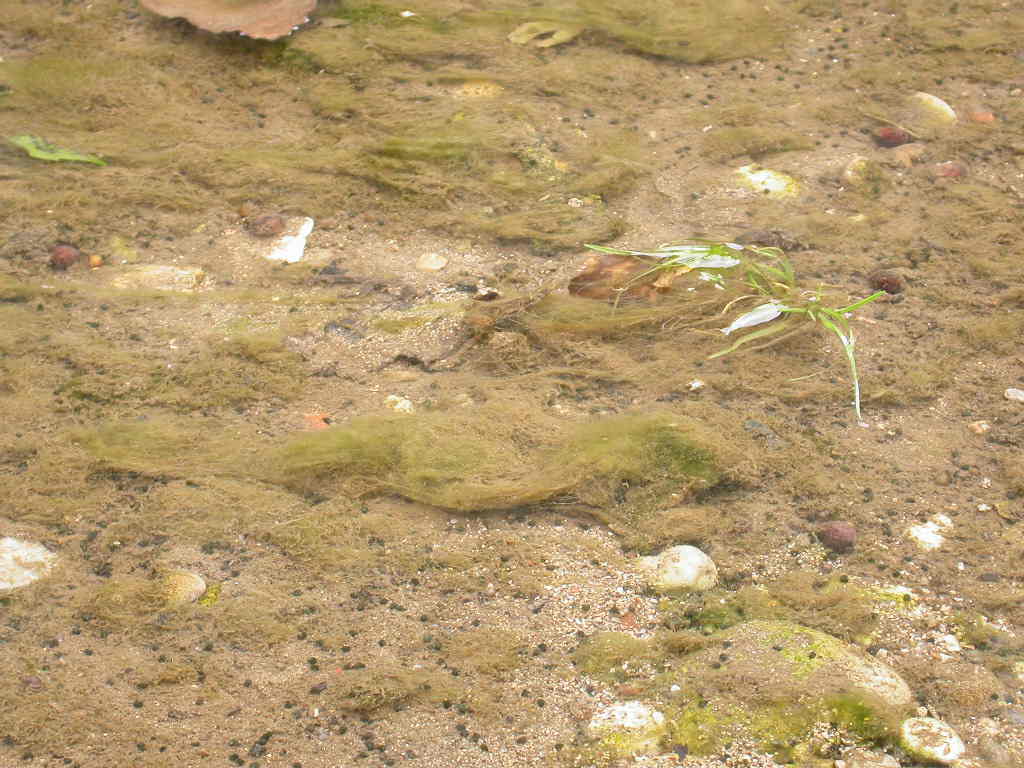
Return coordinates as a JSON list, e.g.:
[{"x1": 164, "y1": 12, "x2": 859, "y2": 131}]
[{"x1": 584, "y1": 241, "x2": 885, "y2": 422}]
